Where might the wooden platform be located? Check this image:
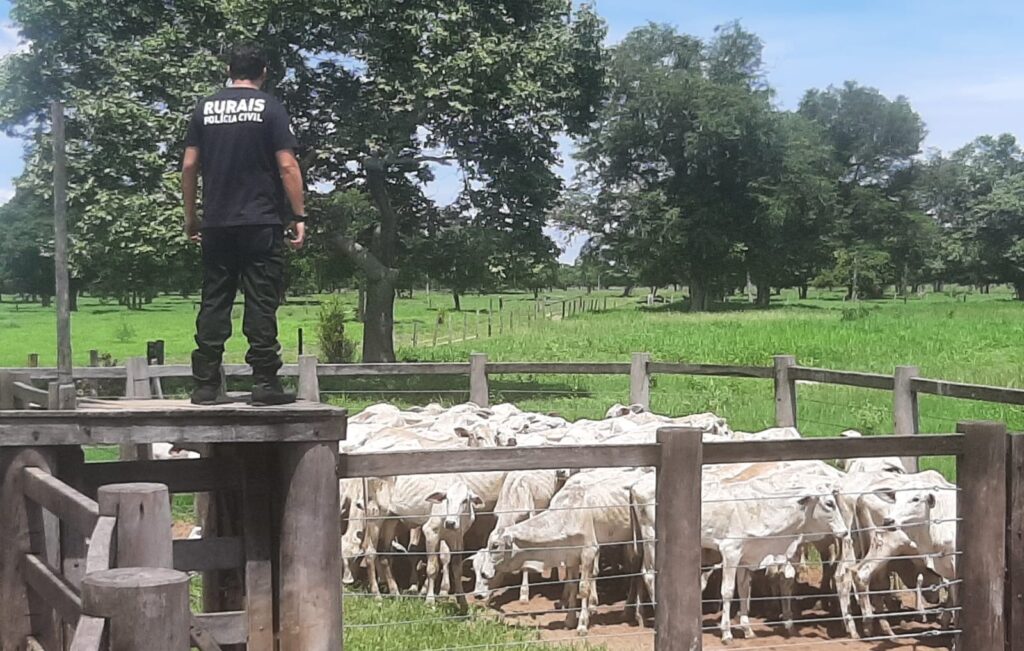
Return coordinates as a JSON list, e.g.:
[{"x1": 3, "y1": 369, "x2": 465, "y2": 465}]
[{"x1": 0, "y1": 398, "x2": 347, "y2": 446}]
